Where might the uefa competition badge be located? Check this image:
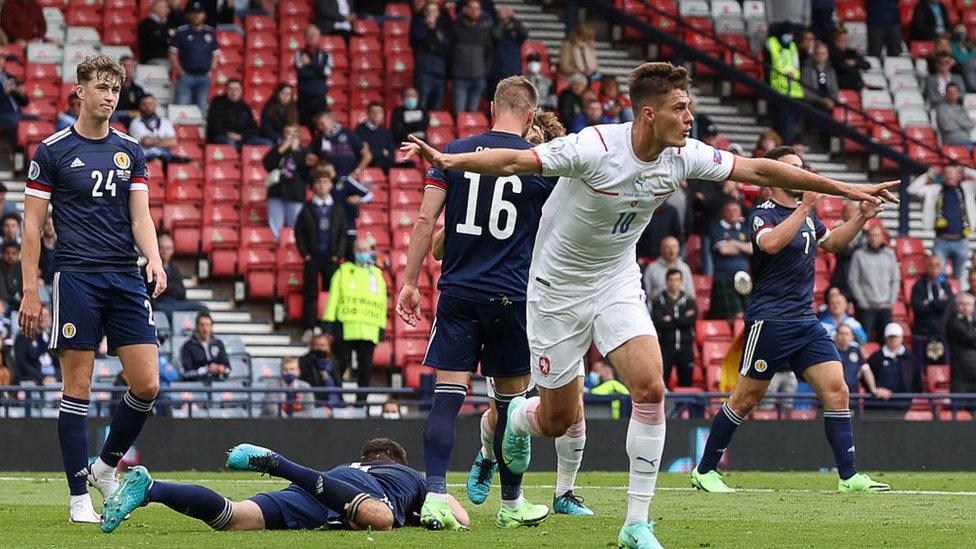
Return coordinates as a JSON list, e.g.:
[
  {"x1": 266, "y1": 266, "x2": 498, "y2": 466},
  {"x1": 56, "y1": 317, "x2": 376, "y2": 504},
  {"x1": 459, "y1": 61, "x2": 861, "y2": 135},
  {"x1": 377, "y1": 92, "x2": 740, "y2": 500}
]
[{"x1": 28, "y1": 160, "x2": 40, "y2": 181}]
